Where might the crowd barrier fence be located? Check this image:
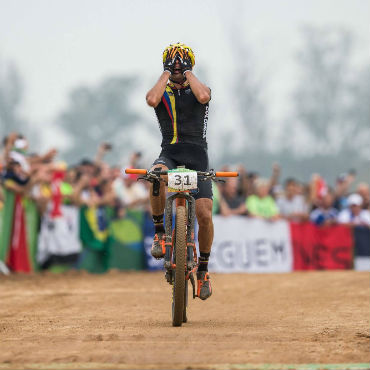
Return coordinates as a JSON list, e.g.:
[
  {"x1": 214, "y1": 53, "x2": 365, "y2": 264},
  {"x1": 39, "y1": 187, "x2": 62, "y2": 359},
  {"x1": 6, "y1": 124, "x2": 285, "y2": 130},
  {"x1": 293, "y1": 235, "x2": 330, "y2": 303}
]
[{"x1": 0, "y1": 190, "x2": 369, "y2": 273}]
